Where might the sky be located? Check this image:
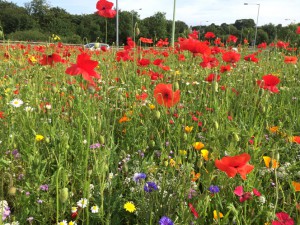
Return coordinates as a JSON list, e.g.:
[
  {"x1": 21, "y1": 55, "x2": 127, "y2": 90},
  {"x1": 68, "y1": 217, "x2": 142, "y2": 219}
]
[{"x1": 11, "y1": 0, "x2": 300, "y2": 27}]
